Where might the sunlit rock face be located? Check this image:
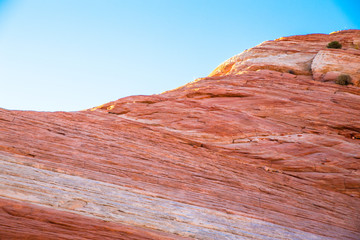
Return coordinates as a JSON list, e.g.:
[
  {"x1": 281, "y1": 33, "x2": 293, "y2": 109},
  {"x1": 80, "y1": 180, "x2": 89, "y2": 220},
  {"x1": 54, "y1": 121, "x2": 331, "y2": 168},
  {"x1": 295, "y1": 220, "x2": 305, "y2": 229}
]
[
  {"x1": 312, "y1": 49, "x2": 360, "y2": 85},
  {"x1": 1, "y1": 30, "x2": 360, "y2": 240},
  {"x1": 209, "y1": 29, "x2": 360, "y2": 86}
]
